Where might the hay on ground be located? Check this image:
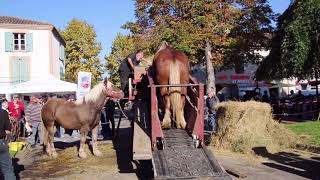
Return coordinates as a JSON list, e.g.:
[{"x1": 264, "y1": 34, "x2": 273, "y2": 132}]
[{"x1": 213, "y1": 101, "x2": 296, "y2": 154}]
